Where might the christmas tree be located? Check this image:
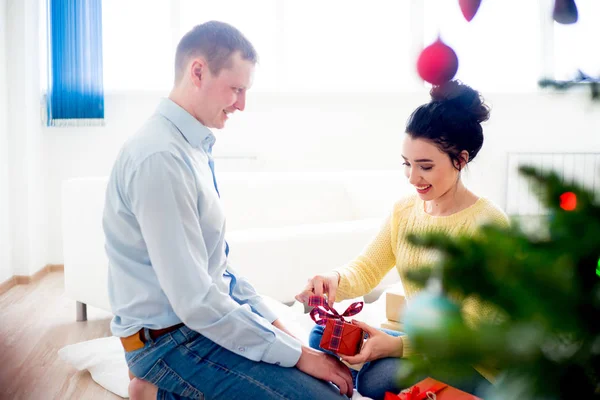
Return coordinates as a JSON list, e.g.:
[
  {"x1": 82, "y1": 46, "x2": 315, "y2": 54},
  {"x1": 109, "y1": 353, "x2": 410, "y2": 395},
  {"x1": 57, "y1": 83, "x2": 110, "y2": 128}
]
[{"x1": 400, "y1": 166, "x2": 600, "y2": 399}]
